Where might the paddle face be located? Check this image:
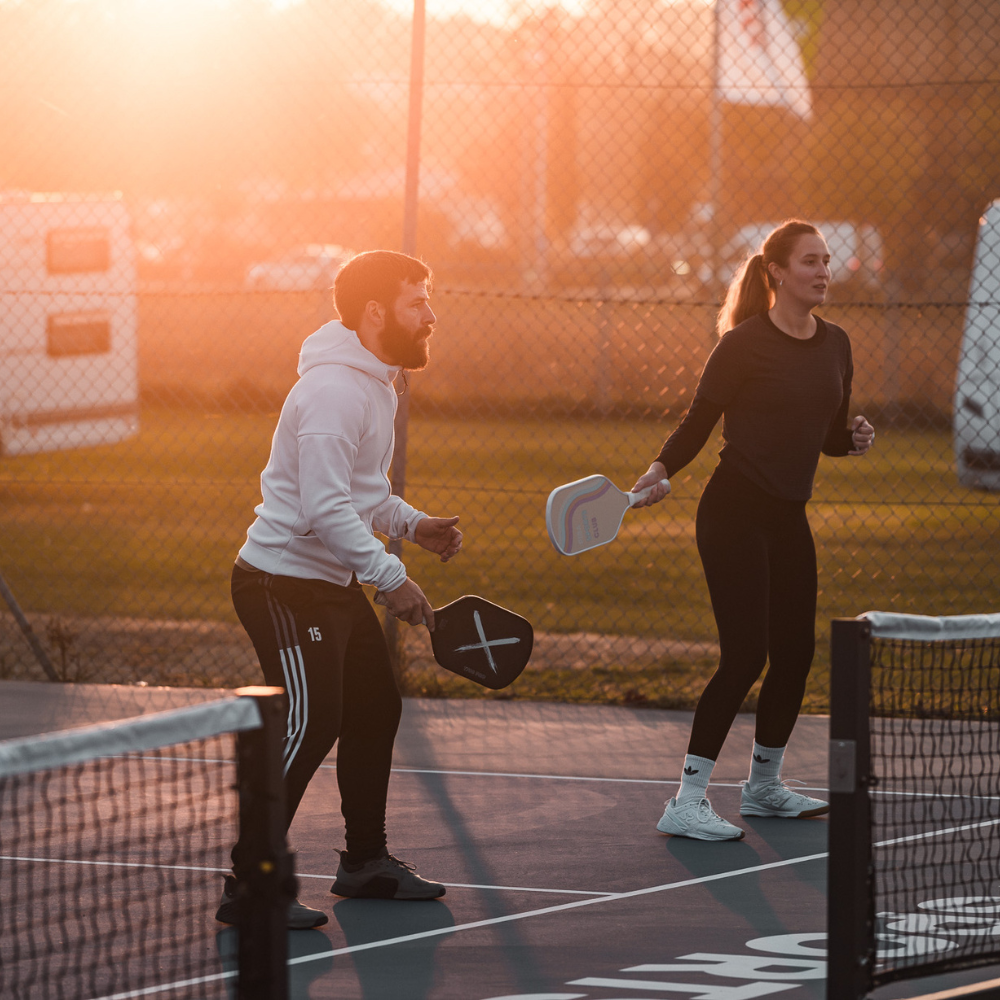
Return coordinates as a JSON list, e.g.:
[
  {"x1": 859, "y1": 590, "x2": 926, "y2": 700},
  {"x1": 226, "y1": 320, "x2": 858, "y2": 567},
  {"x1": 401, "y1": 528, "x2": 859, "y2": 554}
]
[
  {"x1": 429, "y1": 596, "x2": 533, "y2": 689},
  {"x1": 545, "y1": 474, "x2": 631, "y2": 556}
]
